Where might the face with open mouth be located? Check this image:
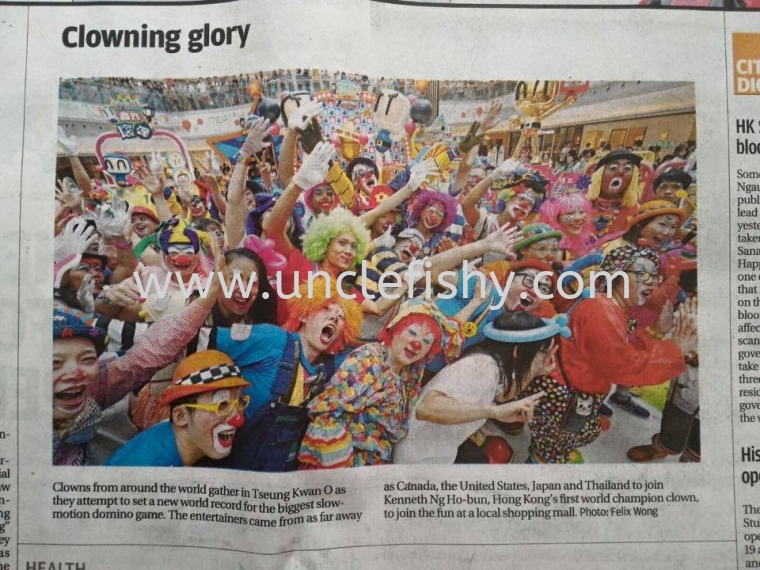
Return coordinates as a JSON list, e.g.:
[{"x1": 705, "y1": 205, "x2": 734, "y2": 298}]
[
  {"x1": 621, "y1": 257, "x2": 659, "y2": 308},
  {"x1": 600, "y1": 159, "x2": 635, "y2": 201},
  {"x1": 131, "y1": 213, "x2": 158, "y2": 238},
  {"x1": 218, "y1": 257, "x2": 260, "y2": 320},
  {"x1": 505, "y1": 192, "x2": 536, "y2": 223},
  {"x1": 300, "y1": 303, "x2": 346, "y2": 354},
  {"x1": 639, "y1": 214, "x2": 680, "y2": 249},
  {"x1": 389, "y1": 320, "x2": 437, "y2": 369},
  {"x1": 505, "y1": 269, "x2": 552, "y2": 313},
  {"x1": 166, "y1": 243, "x2": 200, "y2": 281},
  {"x1": 53, "y1": 337, "x2": 99, "y2": 422},
  {"x1": 185, "y1": 389, "x2": 246, "y2": 461},
  {"x1": 323, "y1": 232, "x2": 358, "y2": 274},
  {"x1": 393, "y1": 237, "x2": 423, "y2": 264},
  {"x1": 352, "y1": 167, "x2": 377, "y2": 195}
]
